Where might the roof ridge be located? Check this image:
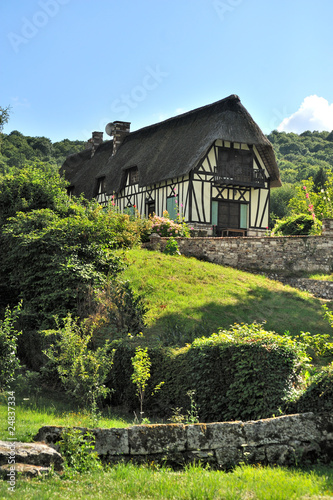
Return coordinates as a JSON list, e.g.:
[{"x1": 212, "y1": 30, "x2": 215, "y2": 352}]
[{"x1": 126, "y1": 94, "x2": 241, "y2": 138}]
